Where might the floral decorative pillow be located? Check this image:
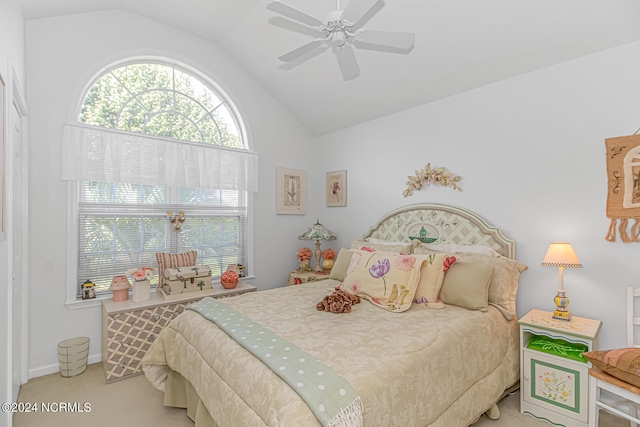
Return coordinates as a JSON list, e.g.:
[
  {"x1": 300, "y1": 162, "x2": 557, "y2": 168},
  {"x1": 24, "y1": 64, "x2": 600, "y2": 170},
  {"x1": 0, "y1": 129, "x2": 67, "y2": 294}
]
[
  {"x1": 413, "y1": 253, "x2": 457, "y2": 308},
  {"x1": 341, "y1": 250, "x2": 422, "y2": 312}
]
